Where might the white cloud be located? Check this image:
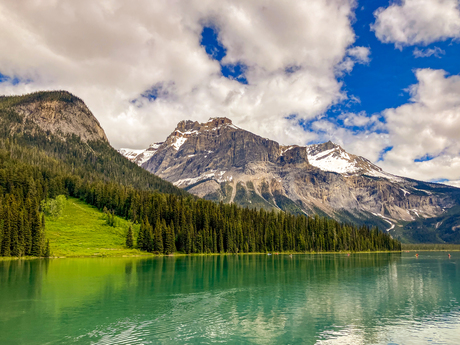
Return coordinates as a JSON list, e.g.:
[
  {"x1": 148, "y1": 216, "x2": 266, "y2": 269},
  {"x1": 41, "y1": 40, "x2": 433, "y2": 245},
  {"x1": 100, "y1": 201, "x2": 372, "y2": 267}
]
[
  {"x1": 372, "y1": 0, "x2": 460, "y2": 47},
  {"x1": 375, "y1": 69, "x2": 460, "y2": 182},
  {"x1": 306, "y1": 69, "x2": 460, "y2": 184},
  {"x1": 413, "y1": 46, "x2": 445, "y2": 58},
  {"x1": 347, "y1": 46, "x2": 370, "y2": 64},
  {"x1": 336, "y1": 46, "x2": 370, "y2": 74},
  {"x1": 306, "y1": 115, "x2": 389, "y2": 163},
  {"x1": 340, "y1": 111, "x2": 383, "y2": 129},
  {"x1": 446, "y1": 180, "x2": 460, "y2": 187},
  {"x1": 0, "y1": 0, "x2": 358, "y2": 149}
]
